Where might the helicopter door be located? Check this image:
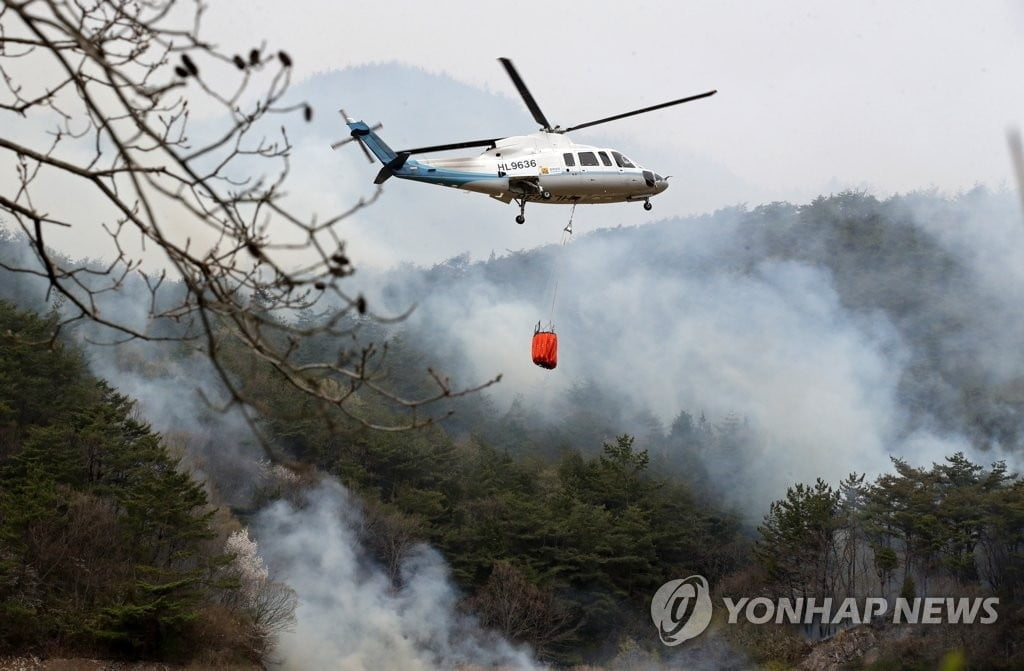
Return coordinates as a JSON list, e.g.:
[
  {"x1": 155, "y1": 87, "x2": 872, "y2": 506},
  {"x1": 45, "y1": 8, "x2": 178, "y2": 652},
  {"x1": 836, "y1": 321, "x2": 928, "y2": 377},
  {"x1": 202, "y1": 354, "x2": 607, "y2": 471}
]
[
  {"x1": 560, "y1": 151, "x2": 584, "y2": 194},
  {"x1": 577, "y1": 151, "x2": 602, "y2": 193}
]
